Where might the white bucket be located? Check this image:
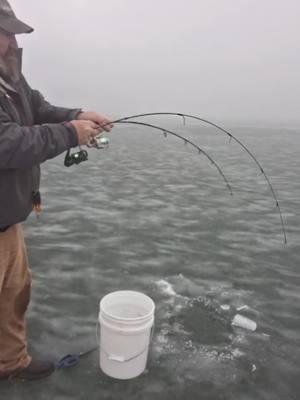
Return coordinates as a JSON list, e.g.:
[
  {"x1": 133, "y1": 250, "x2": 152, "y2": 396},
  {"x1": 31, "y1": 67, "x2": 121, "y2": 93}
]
[{"x1": 99, "y1": 290, "x2": 155, "y2": 379}]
